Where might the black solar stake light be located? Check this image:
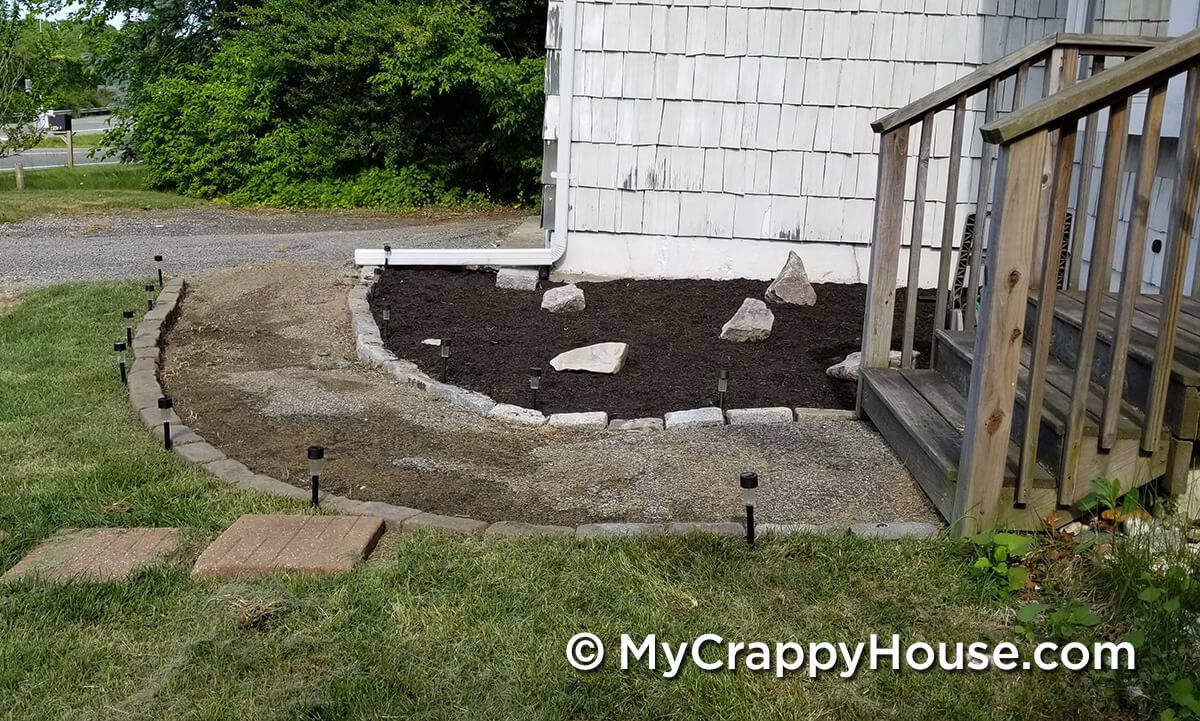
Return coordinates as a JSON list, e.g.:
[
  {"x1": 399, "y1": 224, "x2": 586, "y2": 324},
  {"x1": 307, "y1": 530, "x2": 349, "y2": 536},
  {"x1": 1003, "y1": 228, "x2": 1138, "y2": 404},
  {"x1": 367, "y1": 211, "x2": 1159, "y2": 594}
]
[
  {"x1": 718, "y1": 370, "x2": 730, "y2": 411},
  {"x1": 114, "y1": 340, "x2": 127, "y2": 385},
  {"x1": 383, "y1": 244, "x2": 392, "y2": 270},
  {"x1": 145, "y1": 284, "x2": 156, "y2": 311},
  {"x1": 529, "y1": 367, "x2": 543, "y2": 408},
  {"x1": 122, "y1": 310, "x2": 135, "y2": 347},
  {"x1": 382, "y1": 305, "x2": 391, "y2": 340},
  {"x1": 440, "y1": 338, "x2": 451, "y2": 382},
  {"x1": 154, "y1": 255, "x2": 164, "y2": 288},
  {"x1": 740, "y1": 471, "x2": 759, "y2": 547},
  {"x1": 308, "y1": 446, "x2": 325, "y2": 508},
  {"x1": 158, "y1": 396, "x2": 174, "y2": 451}
]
